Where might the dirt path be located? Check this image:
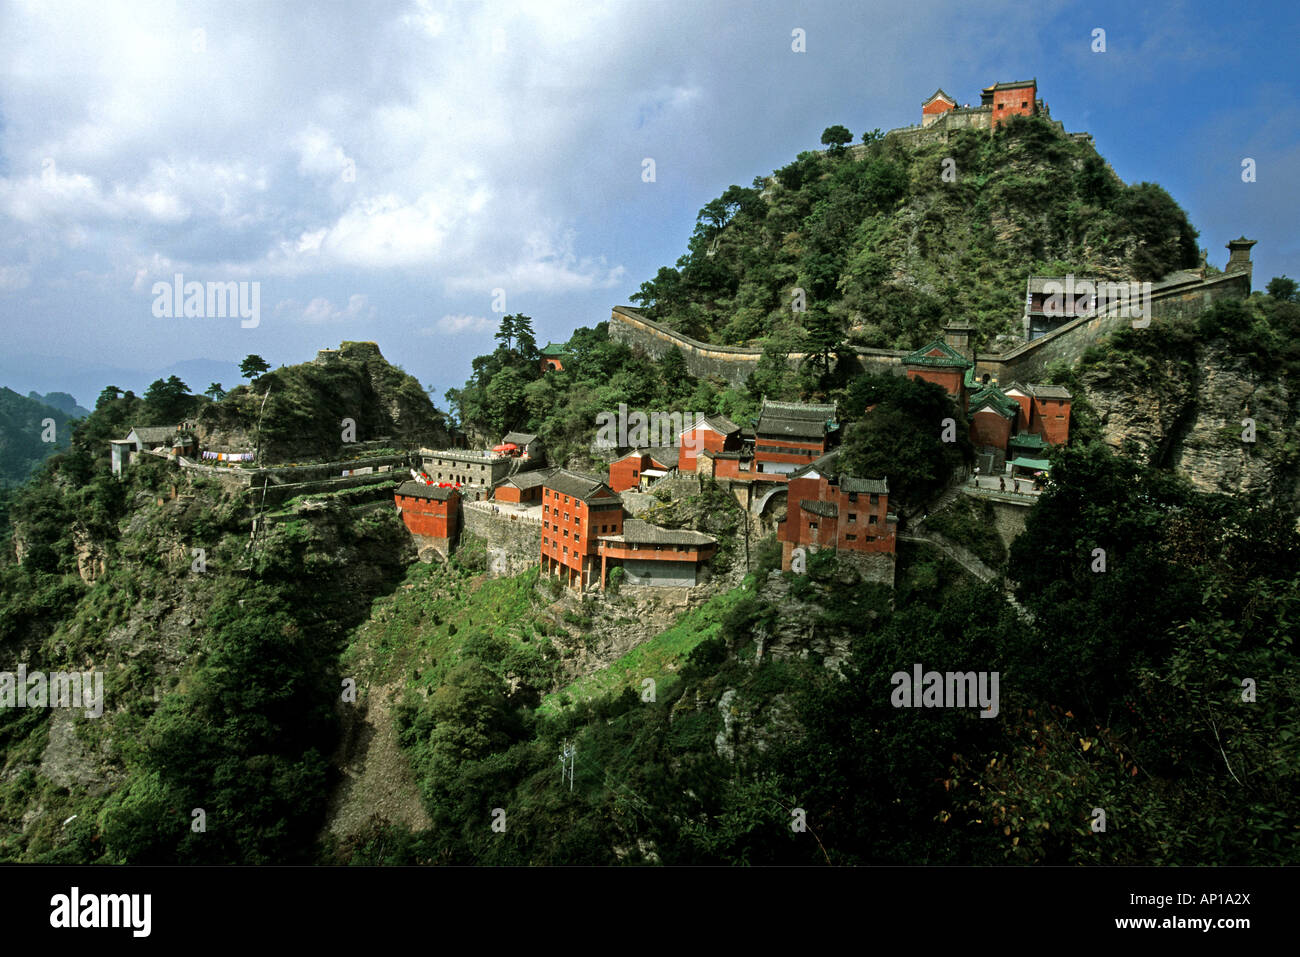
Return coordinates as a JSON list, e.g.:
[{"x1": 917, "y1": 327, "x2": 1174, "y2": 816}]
[{"x1": 323, "y1": 676, "x2": 431, "y2": 842}]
